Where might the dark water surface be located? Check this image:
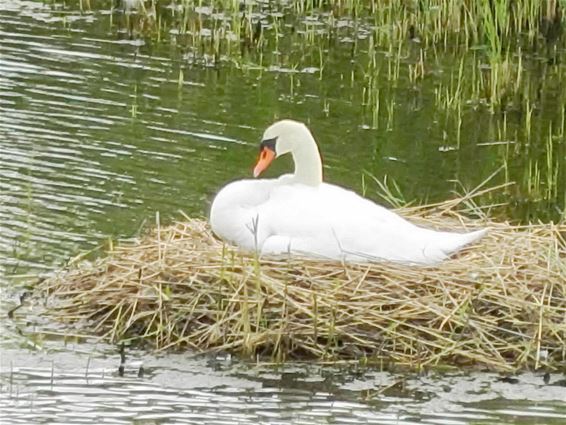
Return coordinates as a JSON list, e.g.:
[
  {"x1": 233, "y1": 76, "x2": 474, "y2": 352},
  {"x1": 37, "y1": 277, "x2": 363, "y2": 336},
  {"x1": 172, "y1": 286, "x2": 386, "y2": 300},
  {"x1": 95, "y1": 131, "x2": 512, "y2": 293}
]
[{"x1": 1, "y1": 1, "x2": 565, "y2": 423}]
